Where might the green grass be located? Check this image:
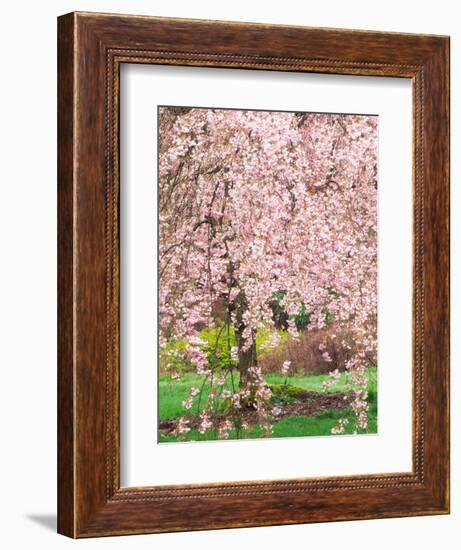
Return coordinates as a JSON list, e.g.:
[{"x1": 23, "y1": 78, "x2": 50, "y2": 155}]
[
  {"x1": 158, "y1": 368, "x2": 377, "y2": 442},
  {"x1": 160, "y1": 405, "x2": 378, "y2": 443},
  {"x1": 158, "y1": 373, "x2": 235, "y2": 419}
]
